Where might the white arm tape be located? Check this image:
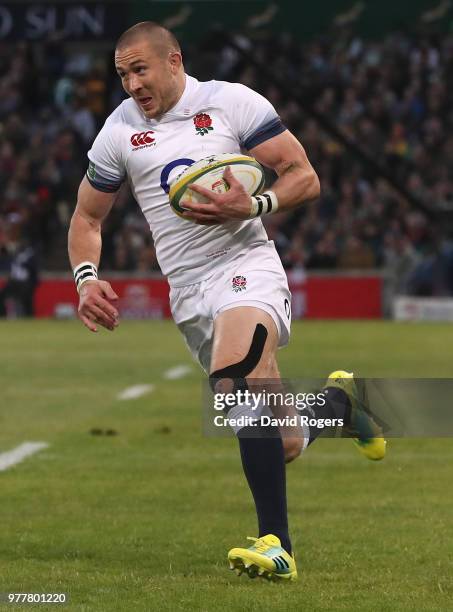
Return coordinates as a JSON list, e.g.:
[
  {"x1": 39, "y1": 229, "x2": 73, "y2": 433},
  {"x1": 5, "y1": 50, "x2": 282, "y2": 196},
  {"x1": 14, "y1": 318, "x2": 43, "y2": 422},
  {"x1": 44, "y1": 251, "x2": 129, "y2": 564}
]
[
  {"x1": 73, "y1": 261, "x2": 98, "y2": 293},
  {"x1": 249, "y1": 190, "x2": 279, "y2": 218}
]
